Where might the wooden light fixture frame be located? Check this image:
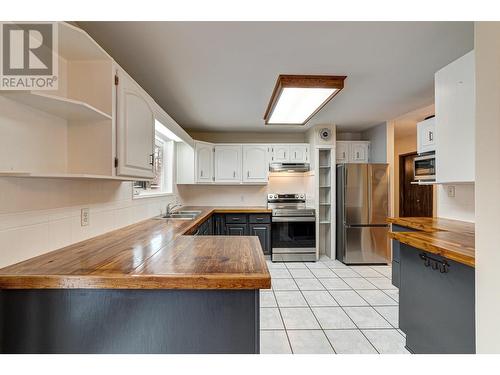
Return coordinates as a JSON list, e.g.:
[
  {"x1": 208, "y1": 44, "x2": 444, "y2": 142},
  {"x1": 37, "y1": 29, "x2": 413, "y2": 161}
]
[{"x1": 263, "y1": 75, "x2": 347, "y2": 125}]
